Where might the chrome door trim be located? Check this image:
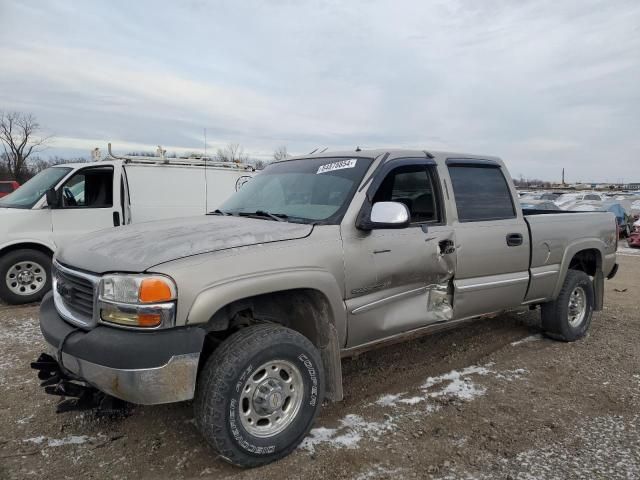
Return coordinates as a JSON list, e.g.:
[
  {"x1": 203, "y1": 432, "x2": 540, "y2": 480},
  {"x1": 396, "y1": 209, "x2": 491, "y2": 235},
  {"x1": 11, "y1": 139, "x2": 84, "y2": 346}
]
[
  {"x1": 351, "y1": 286, "x2": 427, "y2": 315},
  {"x1": 455, "y1": 275, "x2": 529, "y2": 292}
]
